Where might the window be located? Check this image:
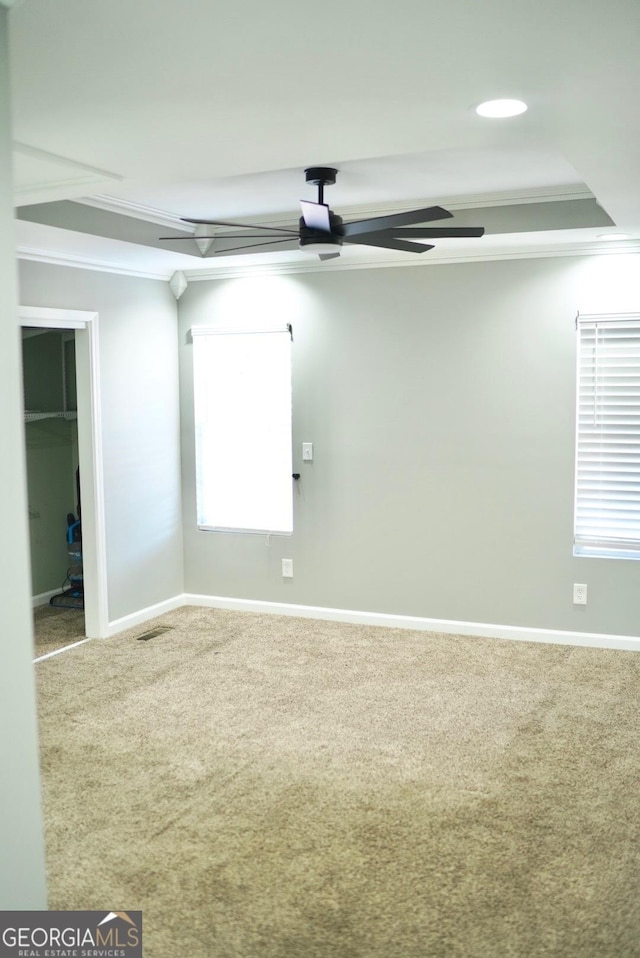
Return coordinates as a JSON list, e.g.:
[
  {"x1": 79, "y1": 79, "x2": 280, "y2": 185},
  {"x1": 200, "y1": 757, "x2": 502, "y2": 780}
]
[
  {"x1": 574, "y1": 312, "x2": 640, "y2": 558},
  {"x1": 192, "y1": 326, "x2": 293, "y2": 535}
]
